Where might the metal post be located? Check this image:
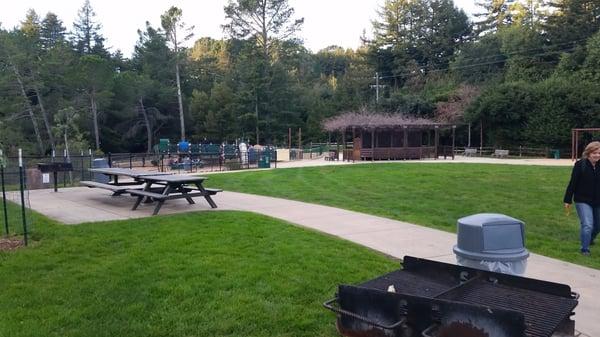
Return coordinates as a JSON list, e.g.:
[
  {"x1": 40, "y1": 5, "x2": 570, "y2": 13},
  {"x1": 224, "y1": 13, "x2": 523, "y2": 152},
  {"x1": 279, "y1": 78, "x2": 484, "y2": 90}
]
[
  {"x1": 80, "y1": 150, "x2": 84, "y2": 181},
  {"x1": 452, "y1": 125, "x2": 456, "y2": 160},
  {"x1": 1, "y1": 150, "x2": 8, "y2": 236},
  {"x1": 129, "y1": 153, "x2": 133, "y2": 169},
  {"x1": 298, "y1": 128, "x2": 302, "y2": 160},
  {"x1": 89, "y1": 149, "x2": 93, "y2": 180},
  {"x1": 18, "y1": 149, "x2": 27, "y2": 246},
  {"x1": 108, "y1": 152, "x2": 112, "y2": 168},
  {"x1": 468, "y1": 123, "x2": 471, "y2": 148},
  {"x1": 63, "y1": 149, "x2": 67, "y2": 188}
]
